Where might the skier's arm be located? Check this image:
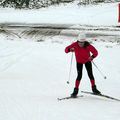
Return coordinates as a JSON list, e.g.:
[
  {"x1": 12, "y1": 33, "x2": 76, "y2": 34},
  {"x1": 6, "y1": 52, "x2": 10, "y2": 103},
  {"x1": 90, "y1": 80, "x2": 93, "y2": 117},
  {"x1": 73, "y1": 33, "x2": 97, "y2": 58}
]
[
  {"x1": 89, "y1": 45, "x2": 98, "y2": 59},
  {"x1": 65, "y1": 43, "x2": 75, "y2": 53}
]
